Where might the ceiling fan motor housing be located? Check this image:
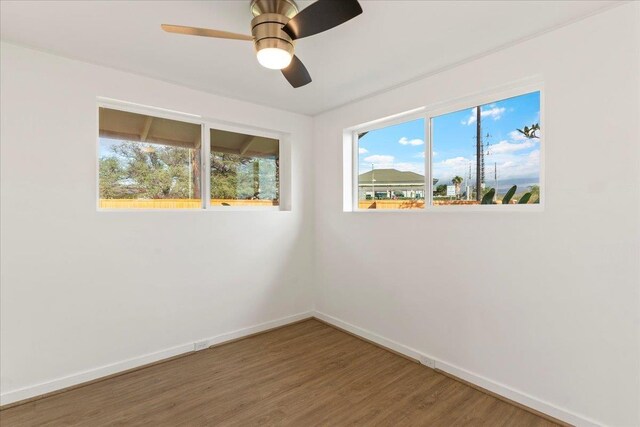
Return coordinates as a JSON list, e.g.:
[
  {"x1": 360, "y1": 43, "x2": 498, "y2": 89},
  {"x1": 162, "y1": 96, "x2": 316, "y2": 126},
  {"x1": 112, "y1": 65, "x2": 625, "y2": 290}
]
[{"x1": 250, "y1": 0, "x2": 299, "y2": 58}]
